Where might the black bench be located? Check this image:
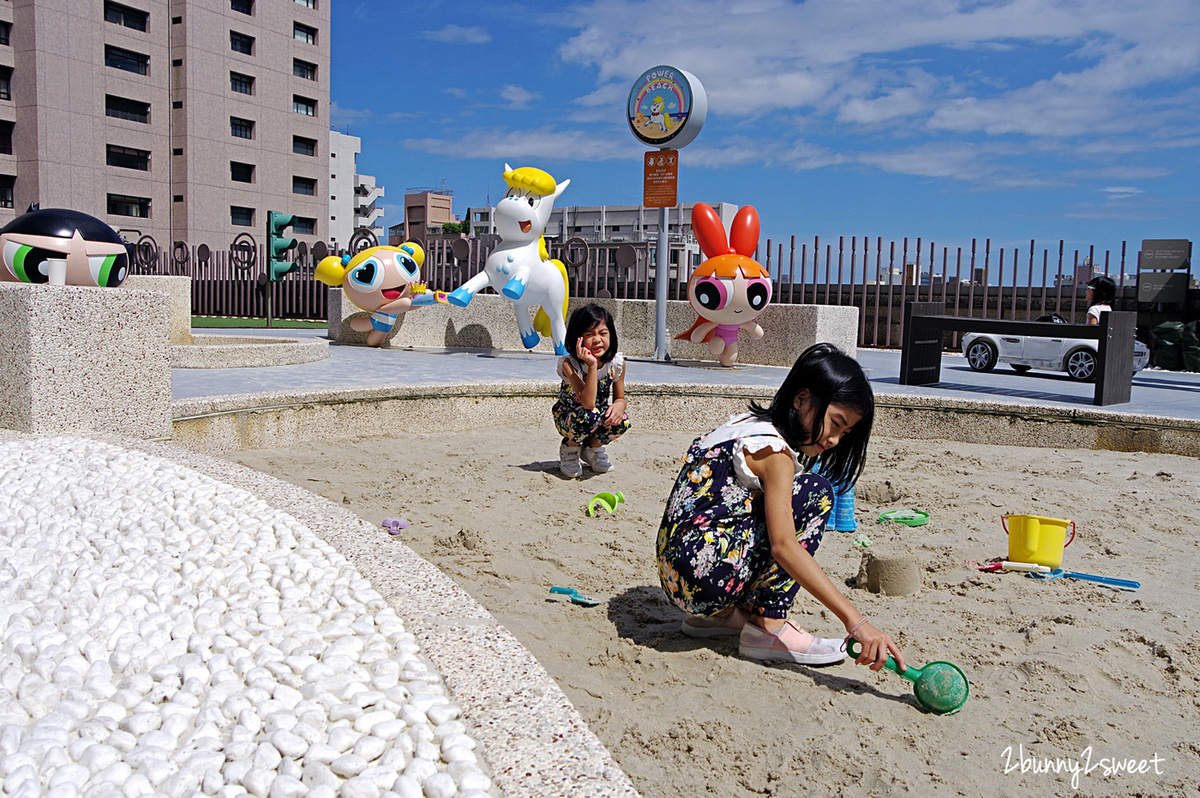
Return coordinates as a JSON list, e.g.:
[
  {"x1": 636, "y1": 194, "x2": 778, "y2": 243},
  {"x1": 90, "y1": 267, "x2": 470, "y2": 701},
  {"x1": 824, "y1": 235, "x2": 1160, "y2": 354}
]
[{"x1": 898, "y1": 301, "x2": 1136, "y2": 406}]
